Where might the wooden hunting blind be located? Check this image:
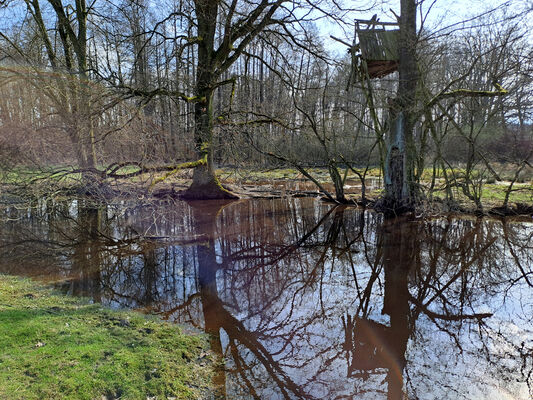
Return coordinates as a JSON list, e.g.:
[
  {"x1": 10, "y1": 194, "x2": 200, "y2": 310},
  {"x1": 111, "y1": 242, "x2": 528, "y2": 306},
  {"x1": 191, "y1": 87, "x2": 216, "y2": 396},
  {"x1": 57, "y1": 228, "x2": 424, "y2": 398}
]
[{"x1": 355, "y1": 19, "x2": 400, "y2": 79}]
